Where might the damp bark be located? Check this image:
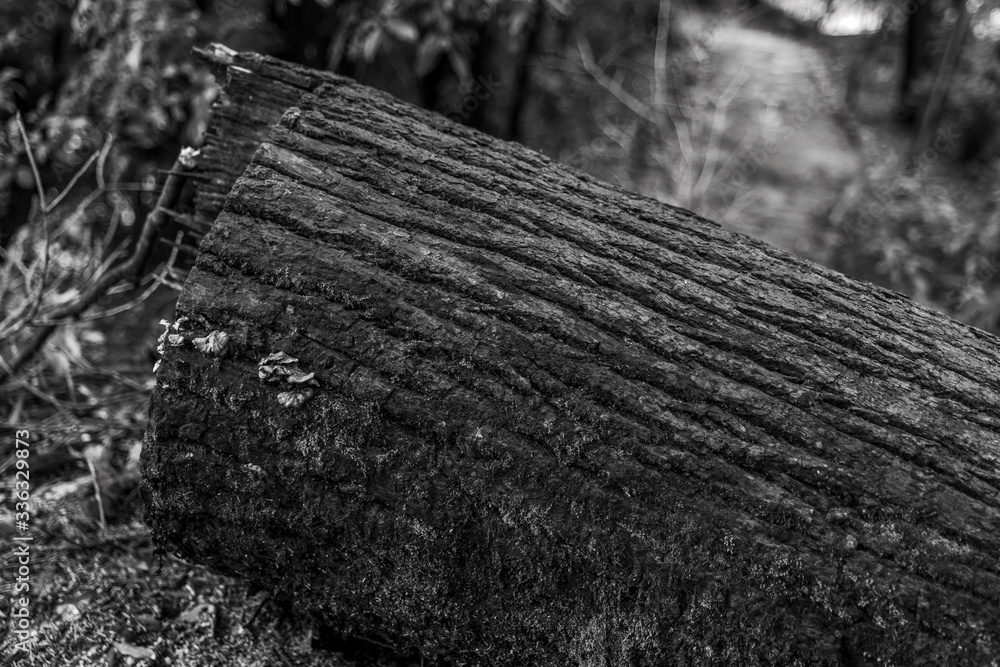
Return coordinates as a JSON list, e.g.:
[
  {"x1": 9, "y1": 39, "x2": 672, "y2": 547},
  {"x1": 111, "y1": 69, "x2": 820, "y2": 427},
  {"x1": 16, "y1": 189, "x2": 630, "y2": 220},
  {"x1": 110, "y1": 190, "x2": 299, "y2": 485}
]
[{"x1": 142, "y1": 51, "x2": 1000, "y2": 667}]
